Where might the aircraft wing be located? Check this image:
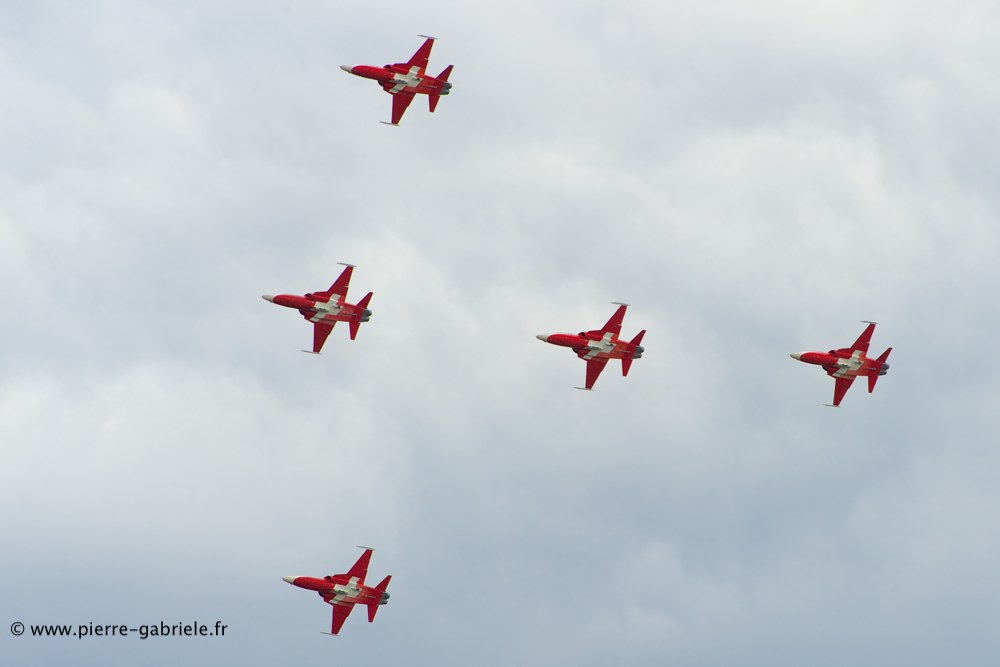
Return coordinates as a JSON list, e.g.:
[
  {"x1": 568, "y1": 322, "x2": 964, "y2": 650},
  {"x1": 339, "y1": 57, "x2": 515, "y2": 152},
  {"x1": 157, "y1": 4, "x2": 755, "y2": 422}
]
[
  {"x1": 312, "y1": 322, "x2": 334, "y2": 354},
  {"x1": 401, "y1": 37, "x2": 434, "y2": 72},
  {"x1": 598, "y1": 304, "x2": 628, "y2": 337},
  {"x1": 832, "y1": 376, "x2": 855, "y2": 407},
  {"x1": 390, "y1": 91, "x2": 415, "y2": 125},
  {"x1": 344, "y1": 548, "x2": 372, "y2": 584},
  {"x1": 329, "y1": 602, "x2": 354, "y2": 635},
  {"x1": 319, "y1": 265, "x2": 353, "y2": 301},
  {"x1": 584, "y1": 357, "x2": 609, "y2": 390},
  {"x1": 848, "y1": 322, "x2": 876, "y2": 355}
]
